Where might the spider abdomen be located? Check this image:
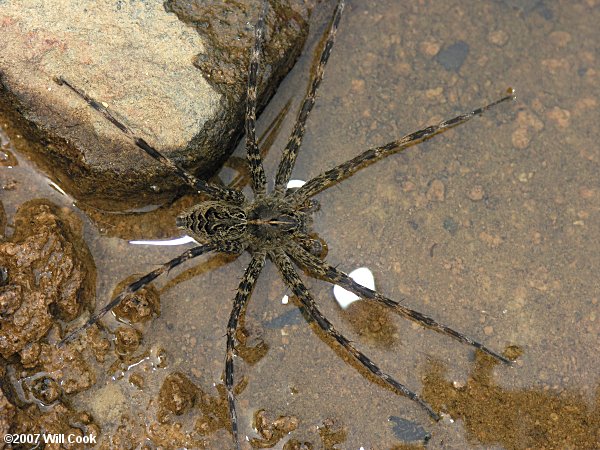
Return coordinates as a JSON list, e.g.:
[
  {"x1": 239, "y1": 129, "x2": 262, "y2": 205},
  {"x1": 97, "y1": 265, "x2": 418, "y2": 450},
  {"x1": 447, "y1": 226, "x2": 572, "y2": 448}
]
[{"x1": 177, "y1": 201, "x2": 248, "y2": 252}]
